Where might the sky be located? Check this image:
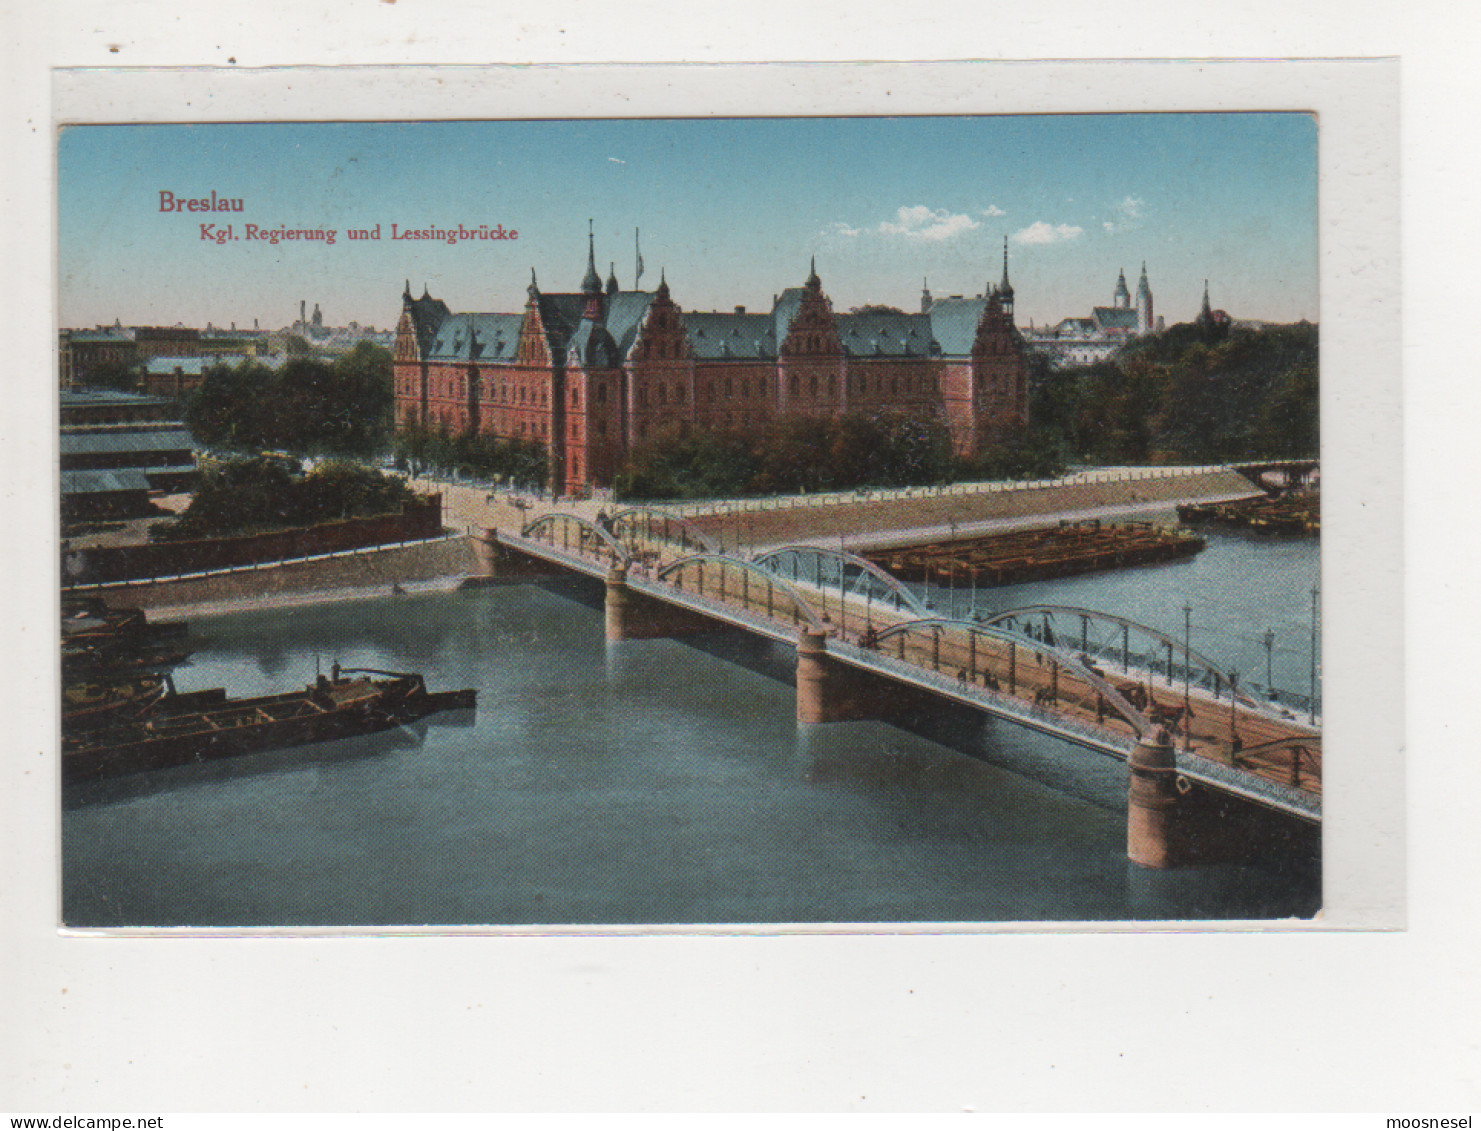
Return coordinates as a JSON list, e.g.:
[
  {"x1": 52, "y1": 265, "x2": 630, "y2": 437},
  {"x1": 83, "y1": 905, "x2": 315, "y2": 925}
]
[{"x1": 57, "y1": 114, "x2": 1317, "y2": 332}]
